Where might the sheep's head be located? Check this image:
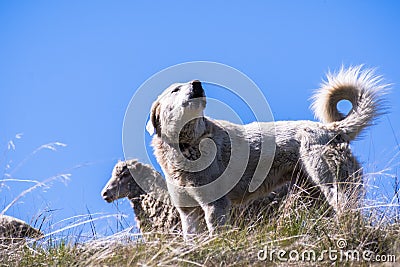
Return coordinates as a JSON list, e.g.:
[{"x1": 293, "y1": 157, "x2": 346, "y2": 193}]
[{"x1": 101, "y1": 159, "x2": 146, "y2": 203}]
